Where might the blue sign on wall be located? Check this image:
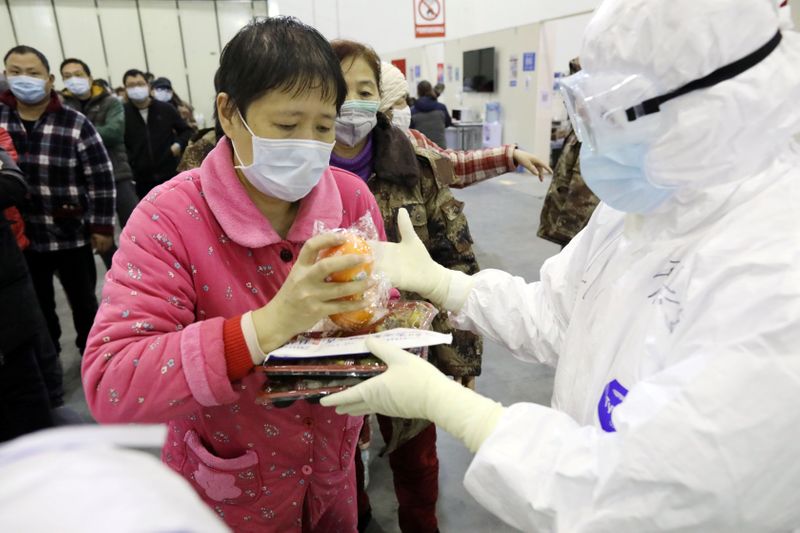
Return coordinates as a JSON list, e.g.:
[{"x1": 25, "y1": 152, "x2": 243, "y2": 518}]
[
  {"x1": 523, "y1": 52, "x2": 536, "y2": 72},
  {"x1": 414, "y1": 65, "x2": 421, "y2": 78}
]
